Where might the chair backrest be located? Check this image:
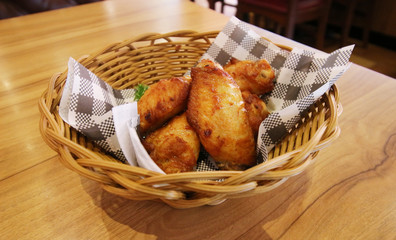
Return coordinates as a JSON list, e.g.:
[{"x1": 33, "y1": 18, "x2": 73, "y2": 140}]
[
  {"x1": 236, "y1": 0, "x2": 332, "y2": 49},
  {"x1": 238, "y1": 0, "x2": 329, "y2": 14}
]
